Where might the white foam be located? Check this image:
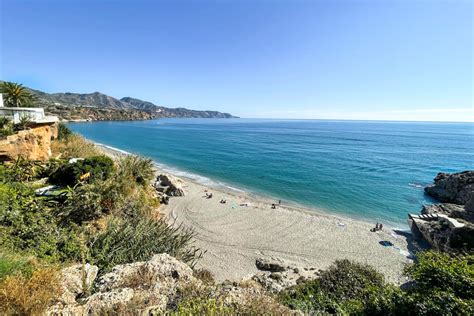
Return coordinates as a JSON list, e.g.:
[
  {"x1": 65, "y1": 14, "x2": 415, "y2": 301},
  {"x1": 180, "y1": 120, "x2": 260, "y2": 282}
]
[{"x1": 96, "y1": 142, "x2": 132, "y2": 156}]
